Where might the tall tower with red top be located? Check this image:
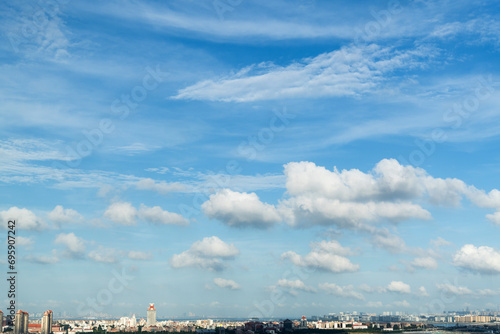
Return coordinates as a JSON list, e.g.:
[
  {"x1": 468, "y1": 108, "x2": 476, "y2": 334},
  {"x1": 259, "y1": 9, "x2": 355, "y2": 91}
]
[
  {"x1": 147, "y1": 303, "x2": 156, "y2": 327},
  {"x1": 300, "y1": 316, "x2": 307, "y2": 328}
]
